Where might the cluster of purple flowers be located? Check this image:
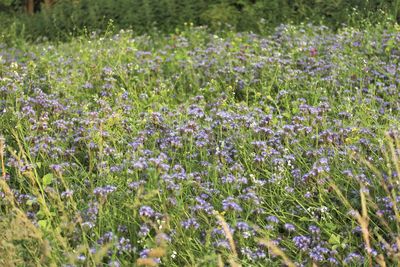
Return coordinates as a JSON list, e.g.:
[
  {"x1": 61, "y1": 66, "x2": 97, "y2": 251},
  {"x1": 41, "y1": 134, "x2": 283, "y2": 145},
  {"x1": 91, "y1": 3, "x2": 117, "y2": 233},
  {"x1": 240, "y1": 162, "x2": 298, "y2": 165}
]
[{"x1": 1, "y1": 23, "x2": 399, "y2": 266}]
